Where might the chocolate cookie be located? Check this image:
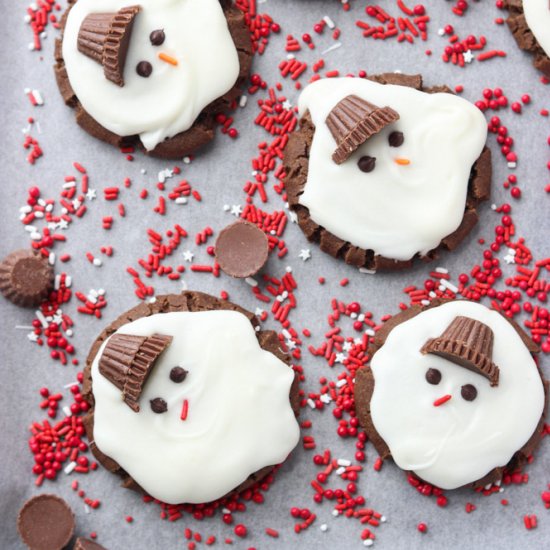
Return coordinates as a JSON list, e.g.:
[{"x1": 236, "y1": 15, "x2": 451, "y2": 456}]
[
  {"x1": 503, "y1": 1, "x2": 550, "y2": 79},
  {"x1": 74, "y1": 538, "x2": 108, "y2": 550},
  {"x1": 354, "y1": 299, "x2": 548, "y2": 490},
  {"x1": 283, "y1": 73, "x2": 492, "y2": 271},
  {"x1": 54, "y1": 0, "x2": 253, "y2": 159},
  {"x1": 82, "y1": 291, "x2": 300, "y2": 505}
]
